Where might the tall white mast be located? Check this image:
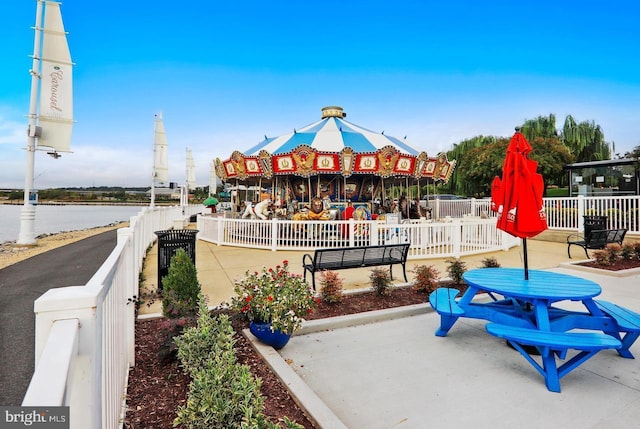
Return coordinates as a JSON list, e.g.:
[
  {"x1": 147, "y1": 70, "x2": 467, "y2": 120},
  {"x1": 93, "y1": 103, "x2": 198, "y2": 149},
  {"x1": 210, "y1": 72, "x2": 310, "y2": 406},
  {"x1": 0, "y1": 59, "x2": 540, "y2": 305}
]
[{"x1": 17, "y1": 1, "x2": 45, "y2": 245}]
